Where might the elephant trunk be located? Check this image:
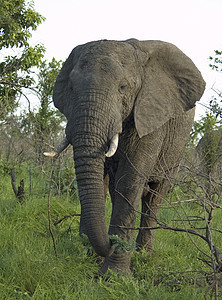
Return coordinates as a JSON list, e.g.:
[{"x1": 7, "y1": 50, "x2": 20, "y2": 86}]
[
  {"x1": 70, "y1": 93, "x2": 121, "y2": 257},
  {"x1": 74, "y1": 152, "x2": 113, "y2": 257}
]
